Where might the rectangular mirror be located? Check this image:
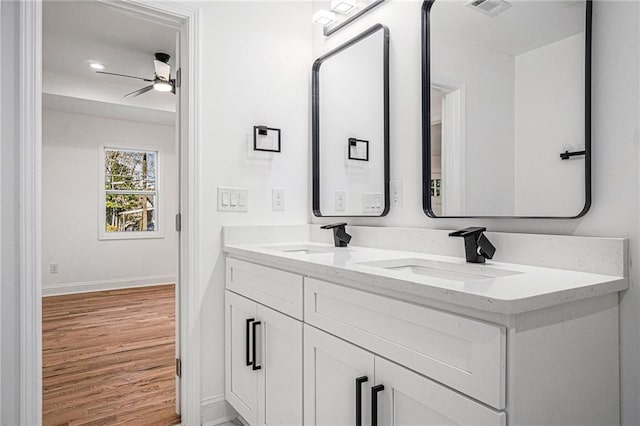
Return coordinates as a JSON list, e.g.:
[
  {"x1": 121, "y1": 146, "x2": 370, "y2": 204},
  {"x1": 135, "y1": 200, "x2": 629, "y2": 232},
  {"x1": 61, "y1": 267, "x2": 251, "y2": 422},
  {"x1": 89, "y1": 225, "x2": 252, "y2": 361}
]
[
  {"x1": 423, "y1": 0, "x2": 591, "y2": 218},
  {"x1": 313, "y1": 24, "x2": 390, "y2": 217}
]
